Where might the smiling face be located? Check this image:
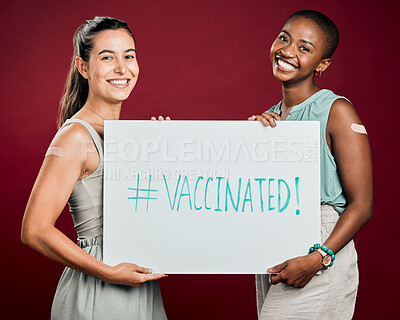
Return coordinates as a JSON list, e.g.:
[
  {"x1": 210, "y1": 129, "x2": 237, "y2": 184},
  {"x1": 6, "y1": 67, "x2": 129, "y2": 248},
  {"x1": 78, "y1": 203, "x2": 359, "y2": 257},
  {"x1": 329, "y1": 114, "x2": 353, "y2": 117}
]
[
  {"x1": 77, "y1": 28, "x2": 139, "y2": 105},
  {"x1": 270, "y1": 16, "x2": 331, "y2": 84}
]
